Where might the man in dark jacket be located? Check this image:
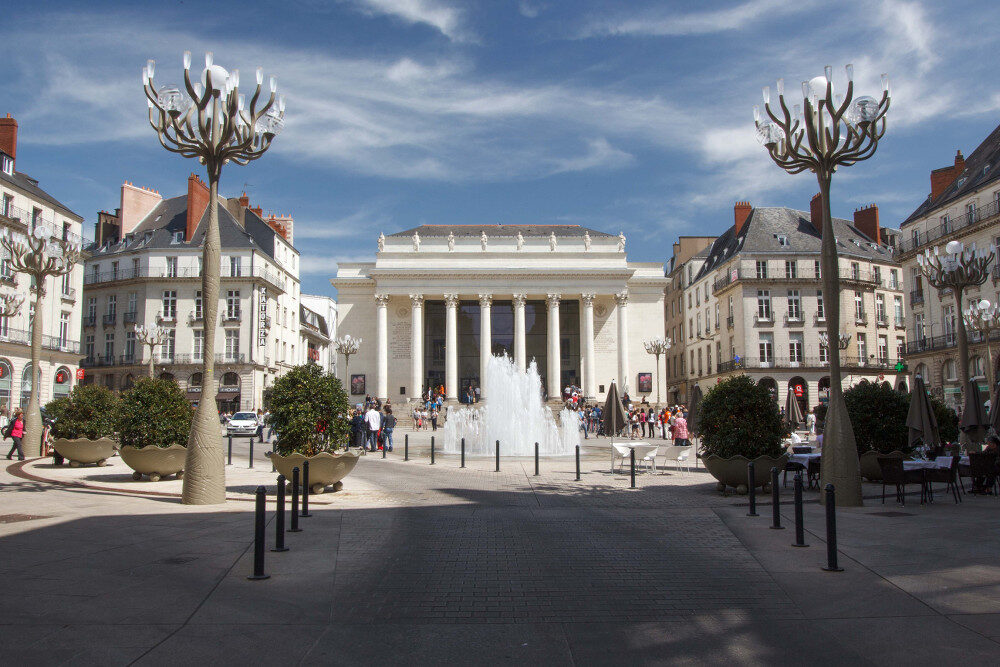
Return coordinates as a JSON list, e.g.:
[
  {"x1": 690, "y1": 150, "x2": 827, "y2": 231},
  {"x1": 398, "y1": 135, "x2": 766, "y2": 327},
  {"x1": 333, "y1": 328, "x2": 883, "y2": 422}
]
[
  {"x1": 382, "y1": 407, "x2": 396, "y2": 451},
  {"x1": 350, "y1": 410, "x2": 367, "y2": 448}
]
